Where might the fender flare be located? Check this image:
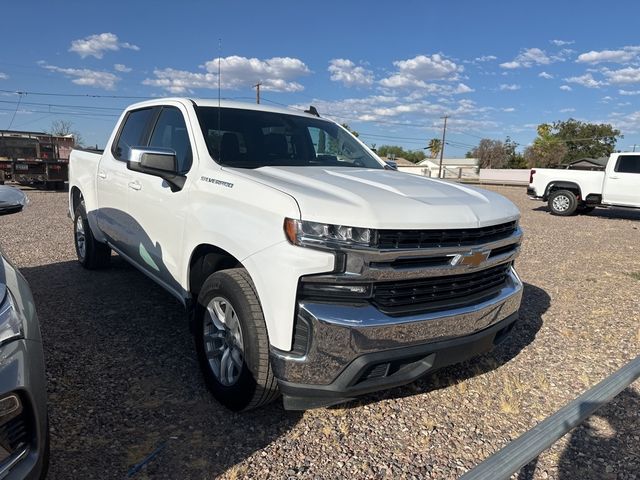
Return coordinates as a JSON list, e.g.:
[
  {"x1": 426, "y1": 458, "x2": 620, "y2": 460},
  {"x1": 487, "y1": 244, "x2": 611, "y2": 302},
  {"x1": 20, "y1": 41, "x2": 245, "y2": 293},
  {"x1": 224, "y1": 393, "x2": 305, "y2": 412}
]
[{"x1": 543, "y1": 181, "x2": 582, "y2": 201}]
